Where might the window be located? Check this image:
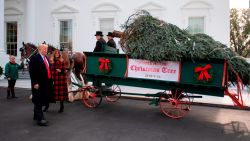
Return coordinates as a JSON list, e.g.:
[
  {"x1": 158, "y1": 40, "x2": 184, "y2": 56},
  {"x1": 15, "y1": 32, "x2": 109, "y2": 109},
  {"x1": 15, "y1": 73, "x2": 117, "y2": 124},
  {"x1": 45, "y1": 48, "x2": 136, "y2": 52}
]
[
  {"x1": 6, "y1": 22, "x2": 17, "y2": 56},
  {"x1": 100, "y1": 18, "x2": 114, "y2": 40},
  {"x1": 60, "y1": 20, "x2": 72, "y2": 51},
  {"x1": 188, "y1": 17, "x2": 205, "y2": 34}
]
